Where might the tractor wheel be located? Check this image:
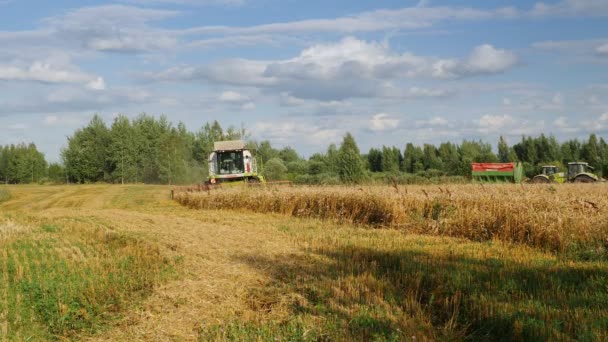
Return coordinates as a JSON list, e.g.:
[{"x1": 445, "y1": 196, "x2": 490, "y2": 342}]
[
  {"x1": 531, "y1": 175, "x2": 550, "y2": 184},
  {"x1": 573, "y1": 175, "x2": 596, "y2": 183}
]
